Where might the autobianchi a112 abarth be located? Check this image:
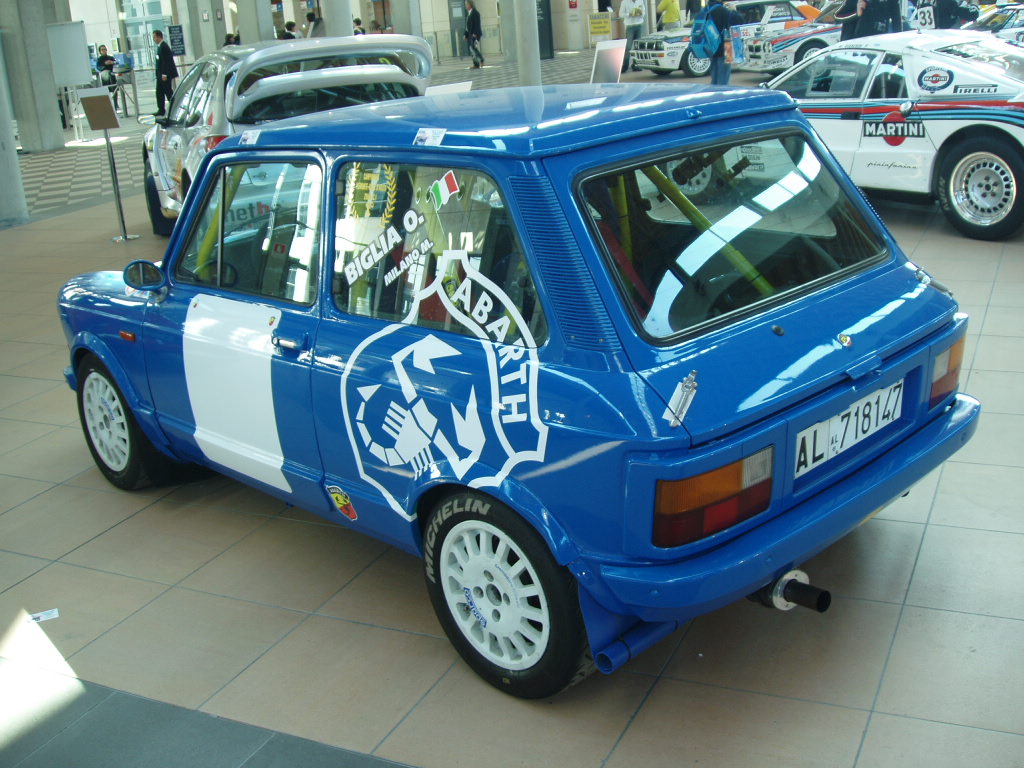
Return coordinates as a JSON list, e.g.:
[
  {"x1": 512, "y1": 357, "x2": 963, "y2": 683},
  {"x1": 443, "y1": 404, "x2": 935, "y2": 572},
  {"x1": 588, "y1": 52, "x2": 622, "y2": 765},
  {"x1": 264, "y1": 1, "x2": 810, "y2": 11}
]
[{"x1": 59, "y1": 83, "x2": 979, "y2": 699}]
